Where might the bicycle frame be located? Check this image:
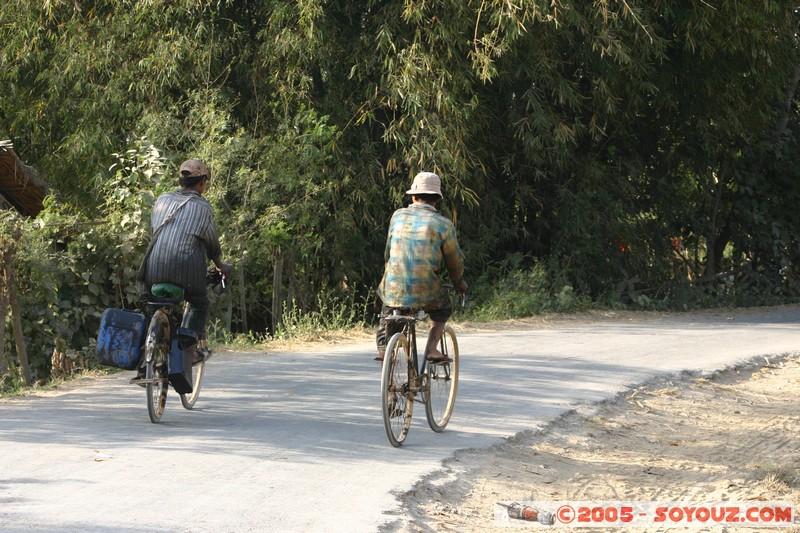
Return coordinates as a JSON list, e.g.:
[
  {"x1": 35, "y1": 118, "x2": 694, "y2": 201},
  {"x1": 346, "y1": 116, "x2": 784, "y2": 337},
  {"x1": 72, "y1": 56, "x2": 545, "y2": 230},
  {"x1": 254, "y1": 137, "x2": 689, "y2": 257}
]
[
  {"x1": 143, "y1": 299, "x2": 180, "y2": 364},
  {"x1": 380, "y1": 305, "x2": 460, "y2": 446},
  {"x1": 384, "y1": 310, "x2": 428, "y2": 392},
  {"x1": 137, "y1": 271, "x2": 223, "y2": 422}
]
